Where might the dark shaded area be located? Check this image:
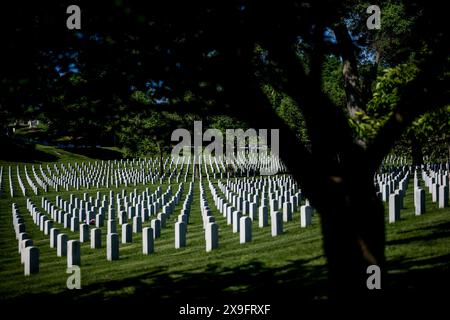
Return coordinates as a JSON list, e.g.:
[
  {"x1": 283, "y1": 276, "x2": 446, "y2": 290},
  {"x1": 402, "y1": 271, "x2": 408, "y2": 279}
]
[
  {"x1": 1, "y1": 256, "x2": 448, "y2": 318},
  {"x1": 388, "y1": 232, "x2": 450, "y2": 246},
  {"x1": 14, "y1": 127, "x2": 55, "y2": 145},
  {"x1": 0, "y1": 135, "x2": 123, "y2": 162},
  {"x1": 68, "y1": 147, "x2": 123, "y2": 160},
  {"x1": 0, "y1": 137, "x2": 58, "y2": 163},
  {"x1": 1, "y1": 259, "x2": 329, "y2": 317},
  {"x1": 385, "y1": 255, "x2": 450, "y2": 316}
]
